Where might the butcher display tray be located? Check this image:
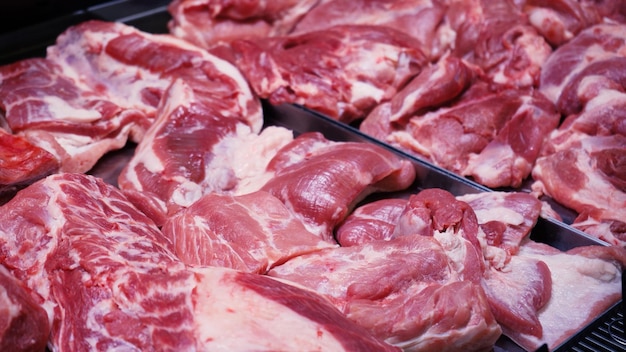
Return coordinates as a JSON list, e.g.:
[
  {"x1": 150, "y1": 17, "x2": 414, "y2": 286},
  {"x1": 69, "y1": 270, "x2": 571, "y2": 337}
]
[{"x1": 0, "y1": 1, "x2": 623, "y2": 351}]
